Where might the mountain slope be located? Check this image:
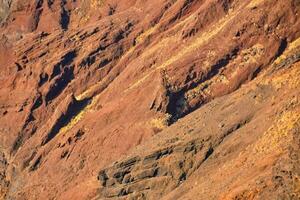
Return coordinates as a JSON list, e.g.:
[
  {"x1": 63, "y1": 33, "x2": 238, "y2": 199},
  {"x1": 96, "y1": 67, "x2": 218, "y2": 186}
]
[
  {"x1": 0, "y1": 0, "x2": 300, "y2": 199},
  {"x1": 95, "y1": 61, "x2": 300, "y2": 199}
]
